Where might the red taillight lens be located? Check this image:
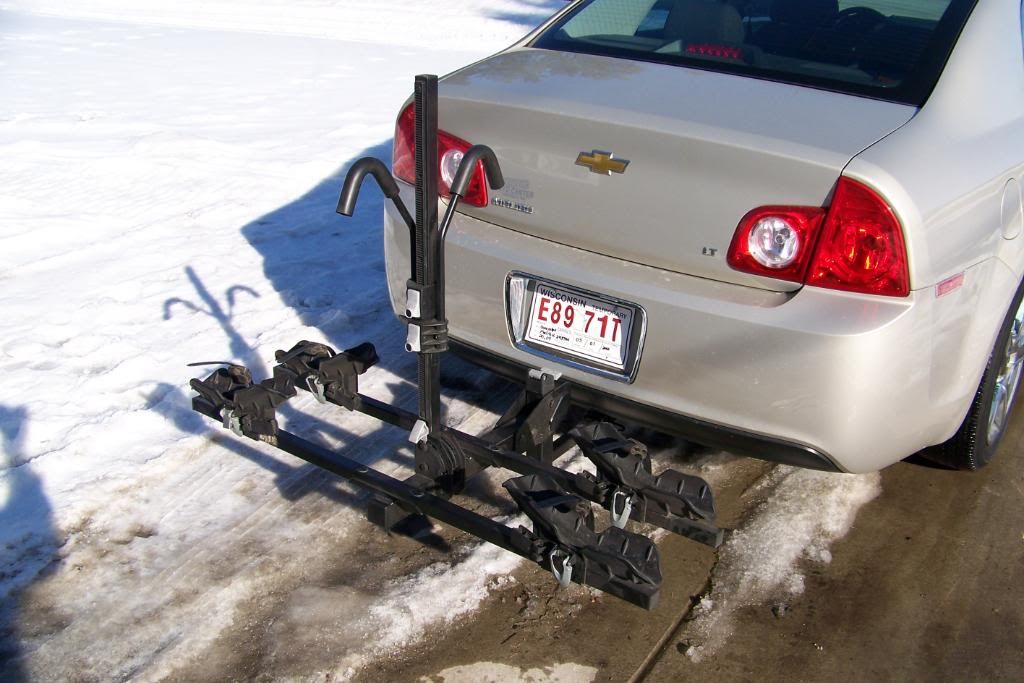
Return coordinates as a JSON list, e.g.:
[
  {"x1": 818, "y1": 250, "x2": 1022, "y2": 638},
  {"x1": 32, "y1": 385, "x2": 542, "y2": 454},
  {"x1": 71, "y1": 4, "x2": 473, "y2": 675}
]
[
  {"x1": 727, "y1": 178, "x2": 910, "y2": 297},
  {"x1": 727, "y1": 206, "x2": 826, "y2": 283},
  {"x1": 806, "y1": 178, "x2": 909, "y2": 297},
  {"x1": 438, "y1": 130, "x2": 488, "y2": 207},
  {"x1": 391, "y1": 103, "x2": 489, "y2": 208},
  {"x1": 392, "y1": 103, "x2": 416, "y2": 185}
]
